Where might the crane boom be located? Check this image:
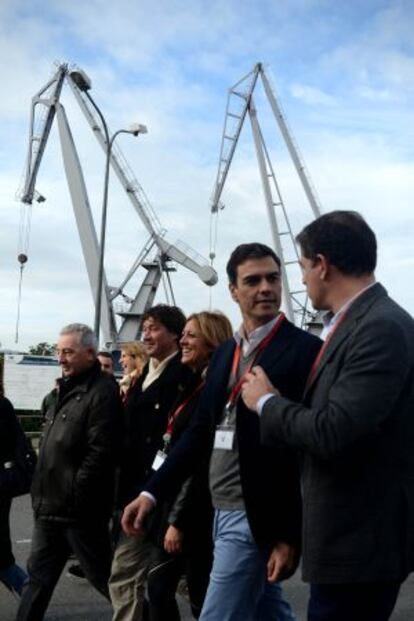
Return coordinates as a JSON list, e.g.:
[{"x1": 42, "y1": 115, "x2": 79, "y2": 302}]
[
  {"x1": 210, "y1": 62, "x2": 322, "y2": 327},
  {"x1": 18, "y1": 63, "x2": 217, "y2": 345},
  {"x1": 20, "y1": 68, "x2": 66, "y2": 205},
  {"x1": 66, "y1": 71, "x2": 217, "y2": 287}
]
